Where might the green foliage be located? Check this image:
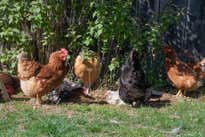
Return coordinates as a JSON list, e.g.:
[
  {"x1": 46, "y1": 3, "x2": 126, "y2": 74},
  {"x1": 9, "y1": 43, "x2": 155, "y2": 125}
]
[
  {"x1": 142, "y1": 3, "x2": 182, "y2": 86},
  {"x1": 0, "y1": 0, "x2": 65, "y2": 47},
  {"x1": 108, "y1": 57, "x2": 121, "y2": 85},
  {"x1": 65, "y1": 1, "x2": 182, "y2": 87},
  {"x1": 0, "y1": 0, "x2": 30, "y2": 46},
  {"x1": 0, "y1": 0, "x2": 65, "y2": 73},
  {"x1": 28, "y1": 0, "x2": 65, "y2": 47},
  {"x1": 0, "y1": 48, "x2": 22, "y2": 74},
  {"x1": 85, "y1": 0, "x2": 135, "y2": 53},
  {"x1": 79, "y1": 47, "x2": 99, "y2": 62},
  {"x1": 66, "y1": 0, "x2": 140, "y2": 87},
  {"x1": 0, "y1": 0, "x2": 182, "y2": 87}
]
